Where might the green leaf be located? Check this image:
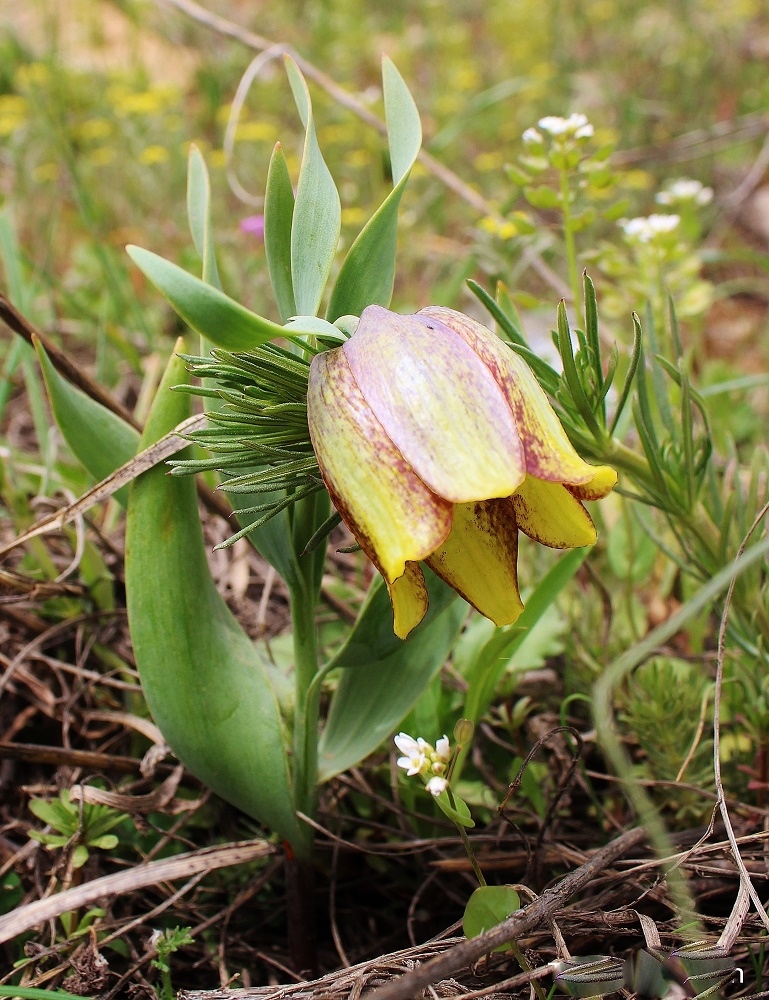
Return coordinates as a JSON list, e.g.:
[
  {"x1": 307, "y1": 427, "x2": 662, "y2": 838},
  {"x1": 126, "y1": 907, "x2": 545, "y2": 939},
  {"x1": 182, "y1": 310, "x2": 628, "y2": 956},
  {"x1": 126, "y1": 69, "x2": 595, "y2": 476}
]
[
  {"x1": 72, "y1": 844, "x2": 90, "y2": 869},
  {"x1": 125, "y1": 344, "x2": 300, "y2": 845},
  {"x1": 318, "y1": 570, "x2": 463, "y2": 781},
  {"x1": 34, "y1": 338, "x2": 139, "y2": 507},
  {"x1": 89, "y1": 834, "x2": 119, "y2": 850},
  {"x1": 381, "y1": 56, "x2": 422, "y2": 186},
  {"x1": 462, "y1": 885, "x2": 520, "y2": 947},
  {"x1": 434, "y1": 787, "x2": 475, "y2": 828},
  {"x1": 284, "y1": 57, "x2": 341, "y2": 316},
  {"x1": 187, "y1": 144, "x2": 221, "y2": 290},
  {"x1": 265, "y1": 142, "x2": 297, "y2": 322},
  {"x1": 462, "y1": 547, "x2": 591, "y2": 730},
  {"x1": 126, "y1": 246, "x2": 286, "y2": 350},
  {"x1": 523, "y1": 184, "x2": 562, "y2": 210},
  {"x1": 326, "y1": 58, "x2": 421, "y2": 321}
]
